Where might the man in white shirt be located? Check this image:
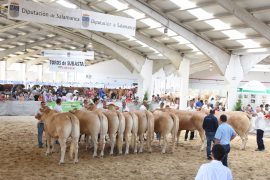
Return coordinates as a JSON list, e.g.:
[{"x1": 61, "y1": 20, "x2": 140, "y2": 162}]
[
  {"x1": 140, "y1": 101, "x2": 148, "y2": 110},
  {"x1": 255, "y1": 107, "x2": 266, "y2": 151},
  {"x1": 195, "y1": 144, "x2": 233, "y2": 180},
  {"x1": 66, "y1": 92, "x2": 73, "y2": 102}
]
